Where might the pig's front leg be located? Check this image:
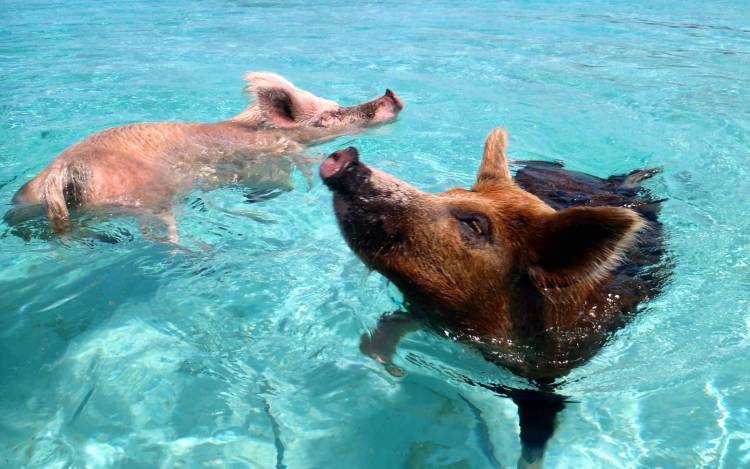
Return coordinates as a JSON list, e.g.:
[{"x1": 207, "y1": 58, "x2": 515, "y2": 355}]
[
  {"x1": 360, "y1": 312, "x2": 421, "y2": 377},
  {"x1": 240, "y1": 153, "x2": 320, "y2": 202},
  {"x1": 292, "y1": 152, "x2": 324, "y2": 190},
  {"x1": 138, "y1": 211, "x2": 180, "y2": 244}
]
